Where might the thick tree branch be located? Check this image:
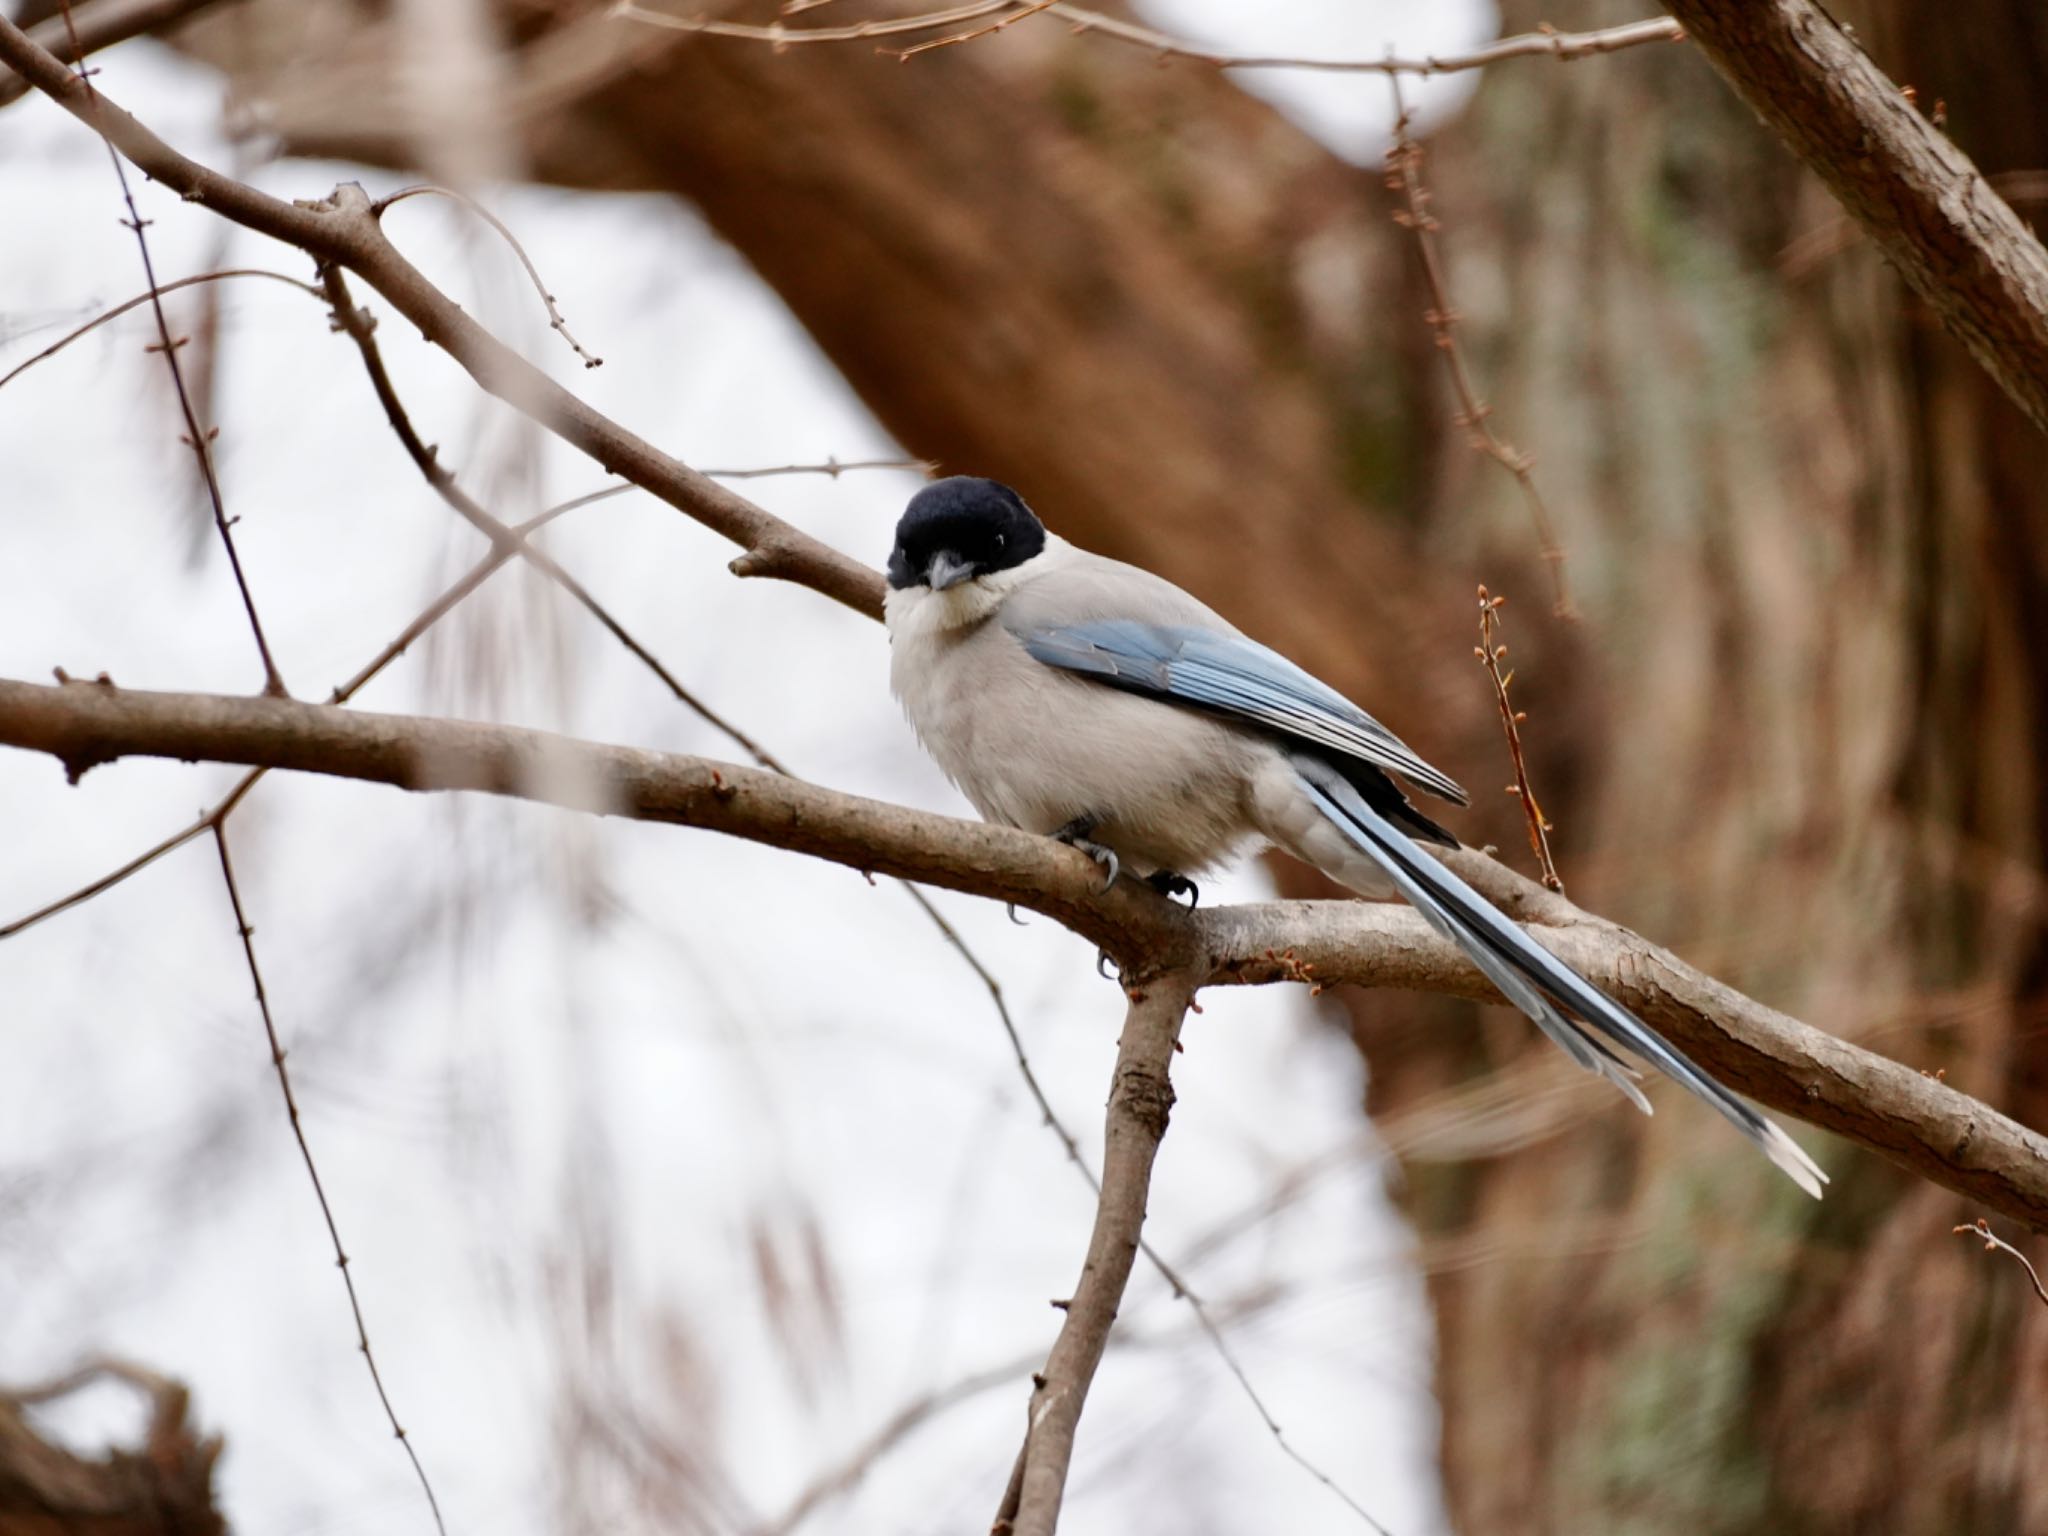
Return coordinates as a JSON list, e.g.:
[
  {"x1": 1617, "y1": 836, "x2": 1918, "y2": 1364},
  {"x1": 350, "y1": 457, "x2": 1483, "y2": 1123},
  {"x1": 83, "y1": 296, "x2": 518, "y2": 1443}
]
[
  {"x1": 997, "y1": 968, "x2": 1197, "y2": 1536},
  {"x1": 1660, "y1": 0, "x2": 2048, "y2": 433},
  {"x1": 7, "y1": 675, "x2": 2048, "y2": 1231},
  {"x1": 0, "y1": 15, "x2": 886, "y2": 620}
]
